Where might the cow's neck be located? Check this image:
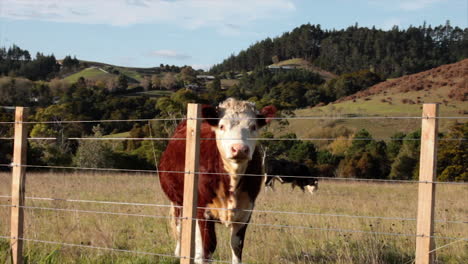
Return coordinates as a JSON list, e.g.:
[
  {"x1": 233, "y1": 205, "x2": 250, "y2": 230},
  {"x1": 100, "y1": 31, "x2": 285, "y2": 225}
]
[{"x1": 221, "y1": 157, "x2": 248, "y2": 193}]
